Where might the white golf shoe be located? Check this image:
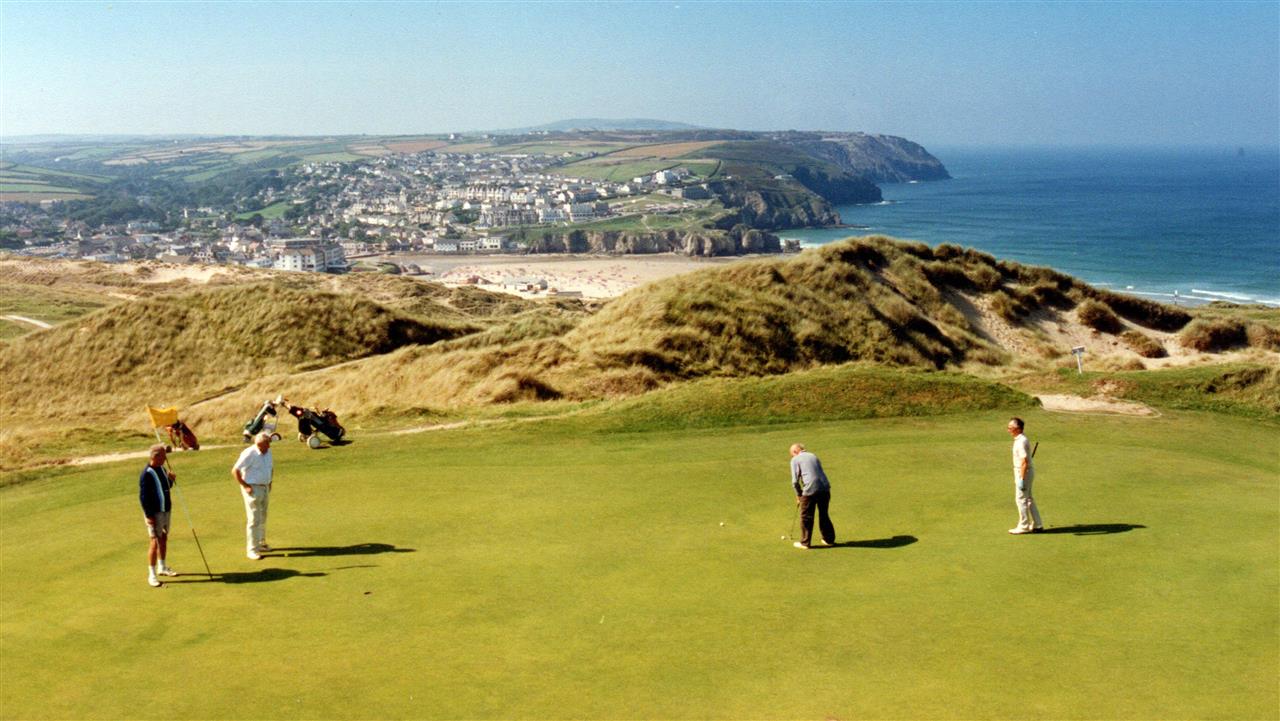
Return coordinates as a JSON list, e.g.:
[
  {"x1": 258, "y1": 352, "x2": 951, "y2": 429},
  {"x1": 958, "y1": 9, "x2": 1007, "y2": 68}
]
[
  {"x1": 157, "y1": 565, "x2": 177, "y2": 577},
  {"x1": 247, "y1": 550, "x2": 262, "y2": 560},
  {"x1": 792, "y1": 541, "x2": 809, "y2": 550},
  {"x1": 148, "y1": 574, "x2": 162, "y2": 587}
]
